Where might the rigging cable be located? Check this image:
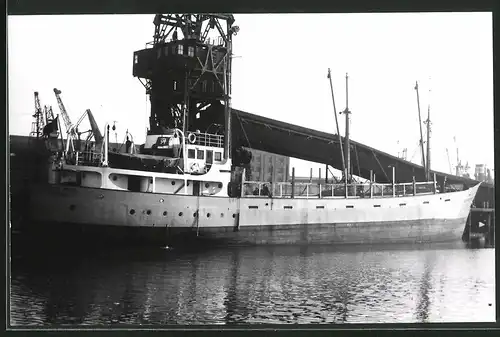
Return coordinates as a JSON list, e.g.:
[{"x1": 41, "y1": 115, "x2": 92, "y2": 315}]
[{"x1": 234, "y1": 110, "x2": 252, "y2": 149}]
